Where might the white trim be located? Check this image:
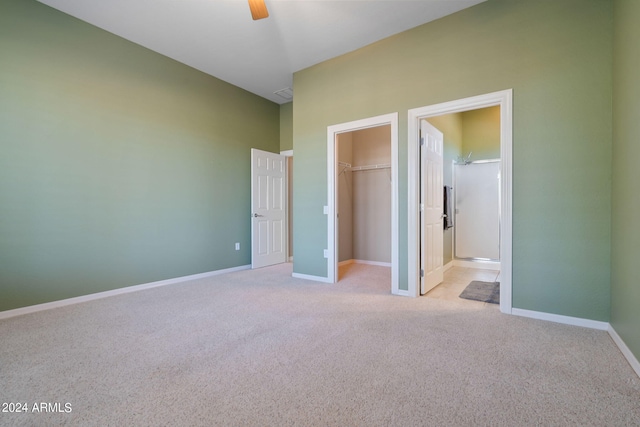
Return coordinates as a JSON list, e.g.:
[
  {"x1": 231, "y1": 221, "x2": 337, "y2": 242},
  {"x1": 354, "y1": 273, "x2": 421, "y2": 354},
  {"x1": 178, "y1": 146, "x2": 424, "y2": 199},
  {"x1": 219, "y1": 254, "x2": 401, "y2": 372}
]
[
  {"x1": 608, "y1": 325, "x2": 640, "y2": 378},
  {"x1": 339, "y1": 259, "x2": 392, "y2": 267},
  {"x1": 511, "y1": 308, "x2": 609, "y2": 331},
  {"x1": 452, "y1": 259, "x2": 501, "y2": 270},
  {"x1": 292, "y1": 272, "x2": 333, "y2": 283},
  {"x1": 353, "y1": 259, "x2": 392, "y2": 267},
  {"x1": 279, "y1": 150, "x2": 293, "y2": 260},
  {"x1": 327, "y1": 113, "x2": 399, "y2": 294},
  {"x1": 443, "y1": 261, "x2": 454, "y2": 272},
  {"x1": 285, "y1": 154, "x2": 292, "y2": 262},
  {"x1": 408, "y1": 89, "x2": 513, "y2": 314},
  {"x1": 0, "y1": 265, "x2": 251, "y2": 320}
]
